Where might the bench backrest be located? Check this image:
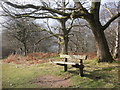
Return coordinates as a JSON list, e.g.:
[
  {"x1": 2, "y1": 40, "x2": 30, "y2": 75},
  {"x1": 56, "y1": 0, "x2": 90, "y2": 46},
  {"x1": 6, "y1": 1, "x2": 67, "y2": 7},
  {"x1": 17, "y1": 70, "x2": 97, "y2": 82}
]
[{"x1": 60, "y1": 54, "x2": 87, "y2": 60}]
